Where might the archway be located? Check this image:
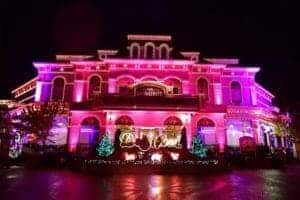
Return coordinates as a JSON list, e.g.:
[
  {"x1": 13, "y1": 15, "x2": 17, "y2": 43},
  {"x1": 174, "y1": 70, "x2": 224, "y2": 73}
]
[
  {"x1": 51, "y1": 77, "x2": 65, "y2": 101},
  {"x1": 164, "y1": 78, "x2": 182, "y2": 94},
  {"x1": 115, "y1": 116, "x2": 135, "y2": 146},
  {"x1": 160, "y1": 116, "x2": 183, "y2": 147},
  {"x1": 197, "y1": 118, "x2": 216, "y2": 145},
  {"x1": 79, "y1": 117, "x2": 100, "y2": 149},
  {"x1": 88, "y1": 75, "x2": 101, "y2": 99}
]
